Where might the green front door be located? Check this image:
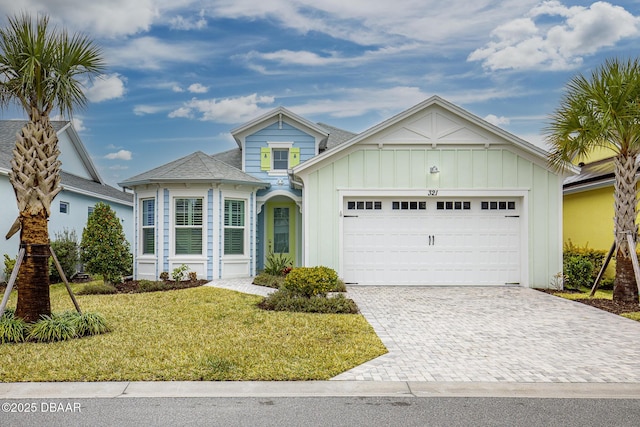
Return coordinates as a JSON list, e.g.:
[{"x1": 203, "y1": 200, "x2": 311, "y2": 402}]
[{"x1": 266, "y1": 202, "x2": 296, "y2": 264}]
